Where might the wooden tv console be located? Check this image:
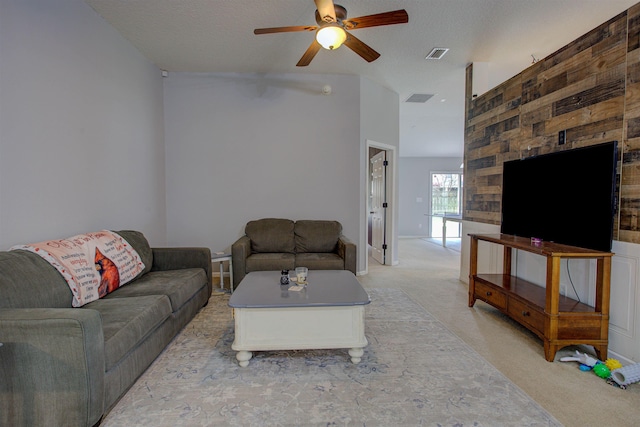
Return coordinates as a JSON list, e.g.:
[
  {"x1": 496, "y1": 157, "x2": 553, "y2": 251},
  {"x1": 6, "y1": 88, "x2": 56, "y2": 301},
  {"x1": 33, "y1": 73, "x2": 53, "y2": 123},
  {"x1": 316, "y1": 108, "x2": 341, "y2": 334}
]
[{"x1": 468, "y1": 233, "x2": 613, "y2": 362}]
